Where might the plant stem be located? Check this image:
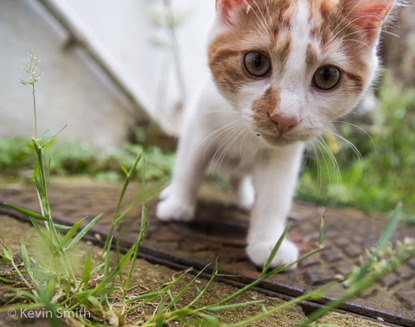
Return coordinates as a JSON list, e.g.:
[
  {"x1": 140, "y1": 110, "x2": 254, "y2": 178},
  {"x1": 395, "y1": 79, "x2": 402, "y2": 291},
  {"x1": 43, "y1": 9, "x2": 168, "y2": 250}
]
[{"x1": 32, "y1": 83, "x2": 38, "y2": 139}]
